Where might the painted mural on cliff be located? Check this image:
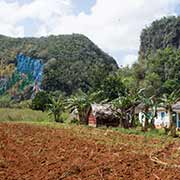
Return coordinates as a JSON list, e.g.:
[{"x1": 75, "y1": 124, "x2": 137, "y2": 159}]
[{"x1": 0, "y1": 53, "x2": 44, "y2": 99}]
